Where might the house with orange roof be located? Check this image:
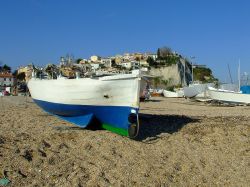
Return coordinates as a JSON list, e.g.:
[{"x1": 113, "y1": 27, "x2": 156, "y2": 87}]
[{"x1": 0, "y1": 72, "x2": 14, "y2": 92}]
